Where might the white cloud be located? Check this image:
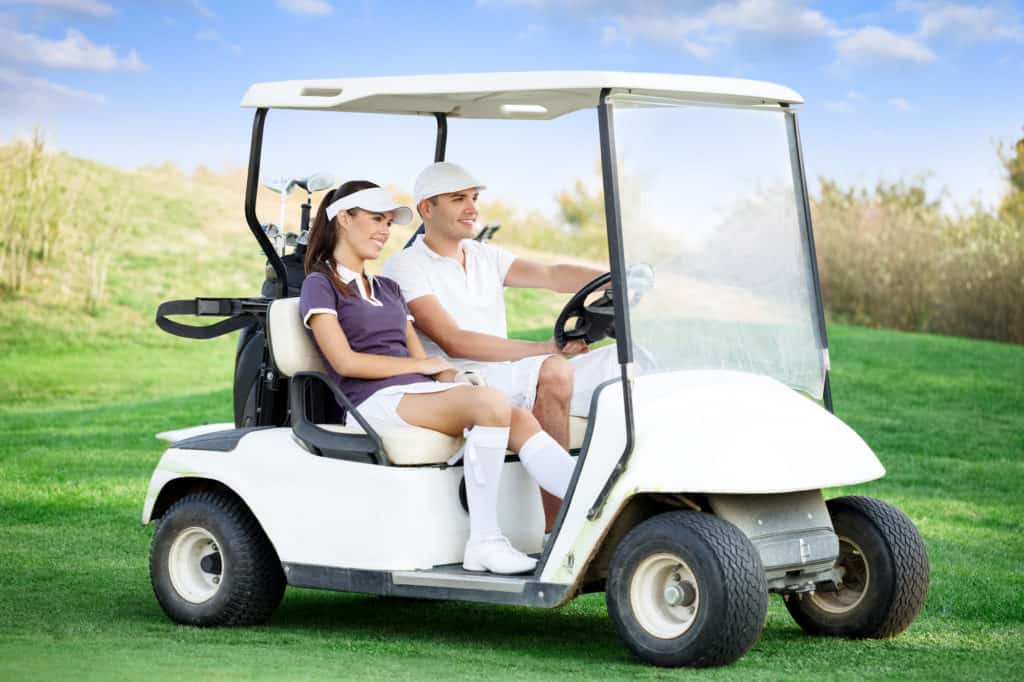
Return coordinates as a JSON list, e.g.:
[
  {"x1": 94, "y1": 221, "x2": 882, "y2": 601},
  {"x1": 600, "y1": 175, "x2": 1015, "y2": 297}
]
[
  {"x1": 835, "y1": 26, "x2": 936, "y2": 65},
  {"x1": 914, "y1": 2, "x2": 1023, "y2": 43},
  {"x1": 823, "y1": 99, "x2": 852, "y2": 113},
  {"x1": 0, "y1": 66, "x2": 105, "y2": 114},
  {"x1": 889, "y1": 97, "x2": 912, "y2": 111},
  {"x1": 0, "y1": 26, "x2": 147, "y2": 71},
  {"x1": 275, "y1": 0, "x2": 334, "y2": 17},
  {"x1": 604, "y1": 1, "x2": 838, "y2": 59},
  {"x1": 599, "y1": 23, "x2": 620, "y2": 47},
  {"x1": 704, "y1": 0, "x2": 836, "y2": 38},
  {"x1": 482, "y1": 0, "x2": 962, "y2": 68},
  {"x1": 517, "y1": 23, "x2": 544, "y2": 40},
  {"x1": 194, "y1": 28, "x2": 242, "y2": 55},
  {"x1": 187, "y1": 0, "x2": 214, "y2": 19},
  {"x1": 0, "y1": 0, "x2": 115, "y2": 17}
]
